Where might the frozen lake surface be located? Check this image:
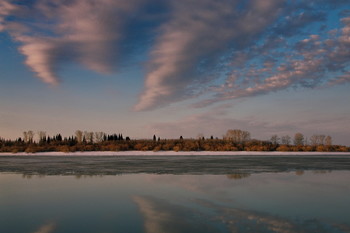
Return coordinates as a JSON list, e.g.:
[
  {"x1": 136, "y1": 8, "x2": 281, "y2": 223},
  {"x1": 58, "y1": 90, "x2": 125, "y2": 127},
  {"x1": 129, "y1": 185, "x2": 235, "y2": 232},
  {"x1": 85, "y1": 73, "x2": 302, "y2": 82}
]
[
  {"x1": 0, "y1": 154, "x2": 350, "y2": 175},
  {"x1": 1, "y1": 155, "x2": 350, "y2": 233}
]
